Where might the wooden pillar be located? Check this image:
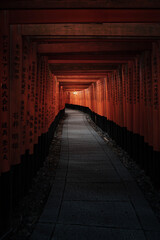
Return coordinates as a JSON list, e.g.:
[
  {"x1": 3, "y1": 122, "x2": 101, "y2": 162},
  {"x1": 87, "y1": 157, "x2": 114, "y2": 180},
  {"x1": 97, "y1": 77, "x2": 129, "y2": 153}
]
[
  {"x1": 37, "y1": 57, "x2": 43, "y2": 166},
  {"x1": 132, "y1": 57, "x2": 140, "y2": 162},
  {"x1": 0, "y1": 11, "x2": 10, "y2": 173},
  {"x1": 10, "y1": 25, "x2": 22, "y2": 167},
  {"x1": 143, "y1": 50, "x2": 153, "y2": 174},
  {"x1": 53, "y1": 74, "x2": 57, "y2": 120},
  {"x1": 152, "y1": 42, "x2": 160, "y2": 185},
  {"x1": 152, "y1": 43, "x2": 159, "y2": 152},
  {"x1": 21, "y1": 37, "x2": 29, "y2": 156},
  {"x1": 122, "y1": 64, "x2": 128, "y2": 150},
  {"x1": 29, "y1": 43, "x2": 37, "y2": 154},
  {"x1": 0, "y1": 10, "x2": 11, "y2": 236}
]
